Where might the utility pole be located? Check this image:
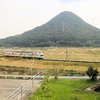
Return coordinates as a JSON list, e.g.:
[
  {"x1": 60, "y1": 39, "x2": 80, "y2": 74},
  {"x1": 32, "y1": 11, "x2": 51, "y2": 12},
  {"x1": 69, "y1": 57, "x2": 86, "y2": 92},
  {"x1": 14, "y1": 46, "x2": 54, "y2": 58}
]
[
  {"x1": 66, "y1": 47, "x2": 68, "y2": 62},
  {"x1": 62, "y1": 21, "x2": 68, "y2": 62}
]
